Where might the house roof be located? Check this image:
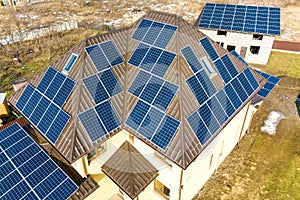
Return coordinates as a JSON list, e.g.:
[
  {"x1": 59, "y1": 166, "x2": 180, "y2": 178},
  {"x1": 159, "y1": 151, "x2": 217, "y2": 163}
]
[
  {"x1": 102, "y1": 141, "x2": 158, "y2": 199},
  {"x1": 8, "y1": 11, "x2": 268, "y2": 169},
  {"x1": 0, "y1": 117, "x2": 29, "y2": 131},
  {"x1": 196, "y1": 3, "x2": 281, "y2": 35}
]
